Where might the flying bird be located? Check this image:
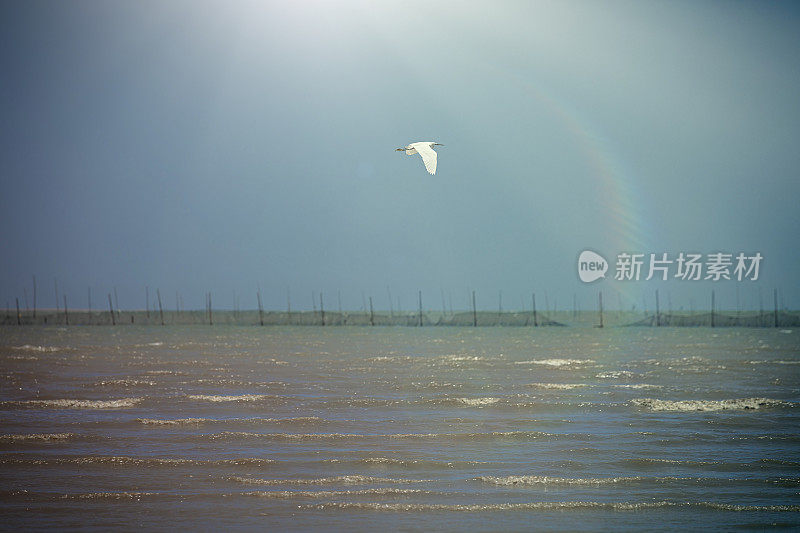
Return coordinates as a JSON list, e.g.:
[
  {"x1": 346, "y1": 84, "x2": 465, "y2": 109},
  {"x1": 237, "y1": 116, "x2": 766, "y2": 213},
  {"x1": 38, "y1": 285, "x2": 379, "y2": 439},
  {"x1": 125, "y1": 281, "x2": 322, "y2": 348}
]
[{"x1": 396, "y1": 141, "x2": 443, "y2": 175}]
